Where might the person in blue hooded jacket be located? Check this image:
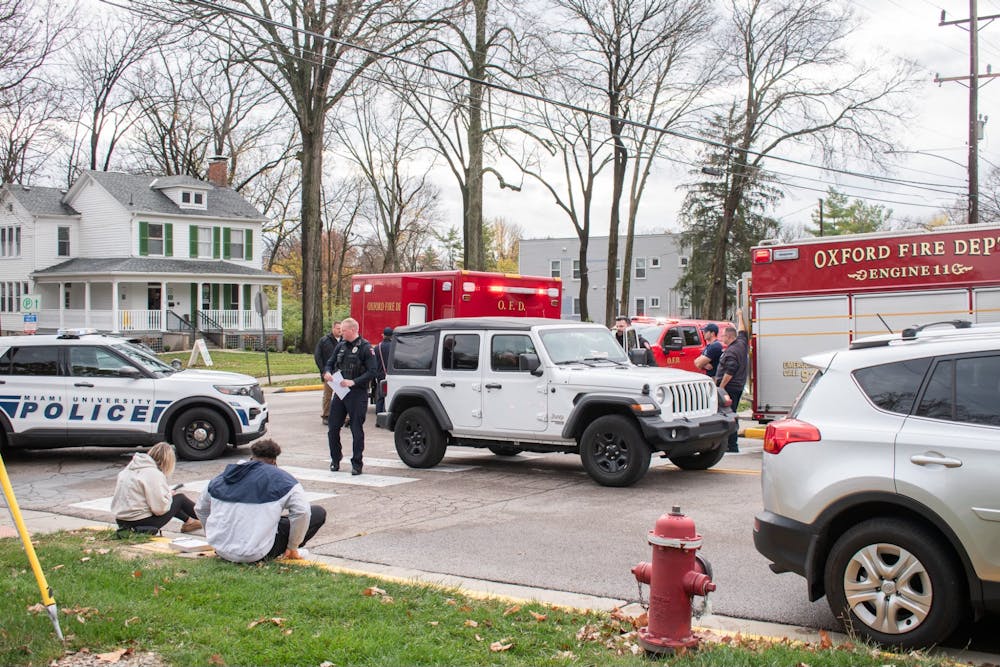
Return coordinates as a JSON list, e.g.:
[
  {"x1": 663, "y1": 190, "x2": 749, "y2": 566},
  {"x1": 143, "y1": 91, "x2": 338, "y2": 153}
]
[{"x1": 195, "y1": 439, "x2": 326, "y2": 562}]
